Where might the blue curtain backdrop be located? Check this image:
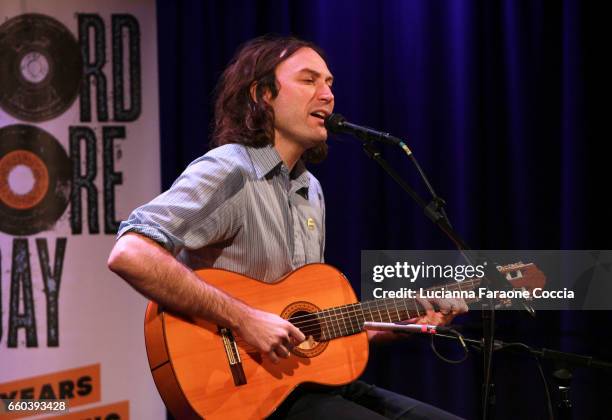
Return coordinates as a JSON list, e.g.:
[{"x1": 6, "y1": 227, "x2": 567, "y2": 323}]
[{"x1": 155, "y1": 1, "x2": 610, "y2": 418}]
